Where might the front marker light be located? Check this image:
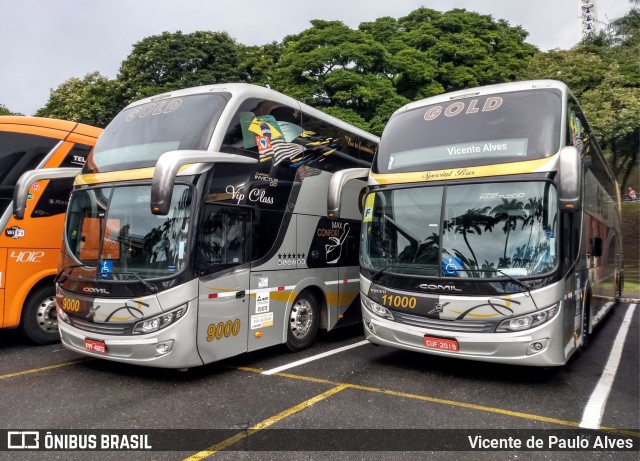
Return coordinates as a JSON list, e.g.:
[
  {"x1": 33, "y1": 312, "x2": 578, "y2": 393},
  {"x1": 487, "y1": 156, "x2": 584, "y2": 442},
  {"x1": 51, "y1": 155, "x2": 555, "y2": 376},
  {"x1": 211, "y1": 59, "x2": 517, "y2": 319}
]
[
  {"x1": 57, "y1": 306, "x2": 69, "y2": 323},
  {"x1": 496, "y1": 304, "x2": 559, "y2": 332},
  {"x1": 361, "y1": 296, "x2": 394, "y2": 320},
  {"x1": 133, "y1": 304, "x2": 188, "y2": 334}
]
